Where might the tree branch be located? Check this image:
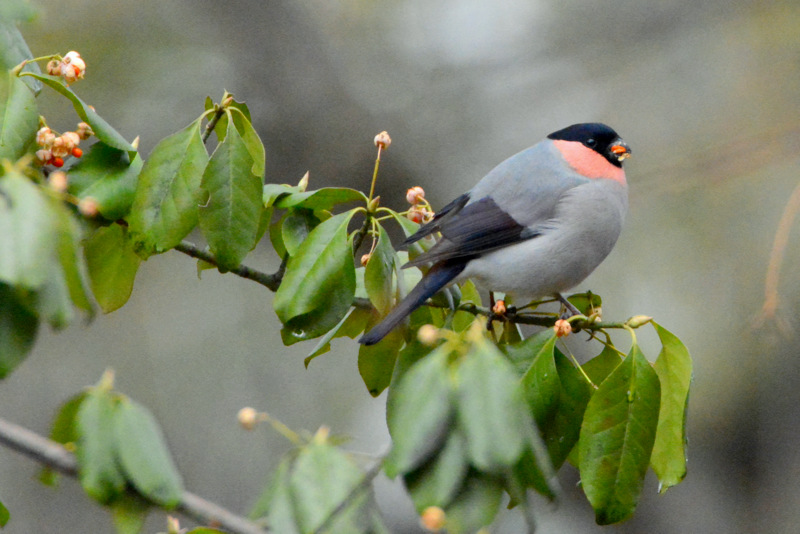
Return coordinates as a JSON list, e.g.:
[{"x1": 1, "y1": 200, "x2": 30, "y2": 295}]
[
  {"x1": 0, "y1": 417, "x2": 267, "y2": 534},
  {"x1": 174, "y1": 241, "x2": 284, "y2": 292}
]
